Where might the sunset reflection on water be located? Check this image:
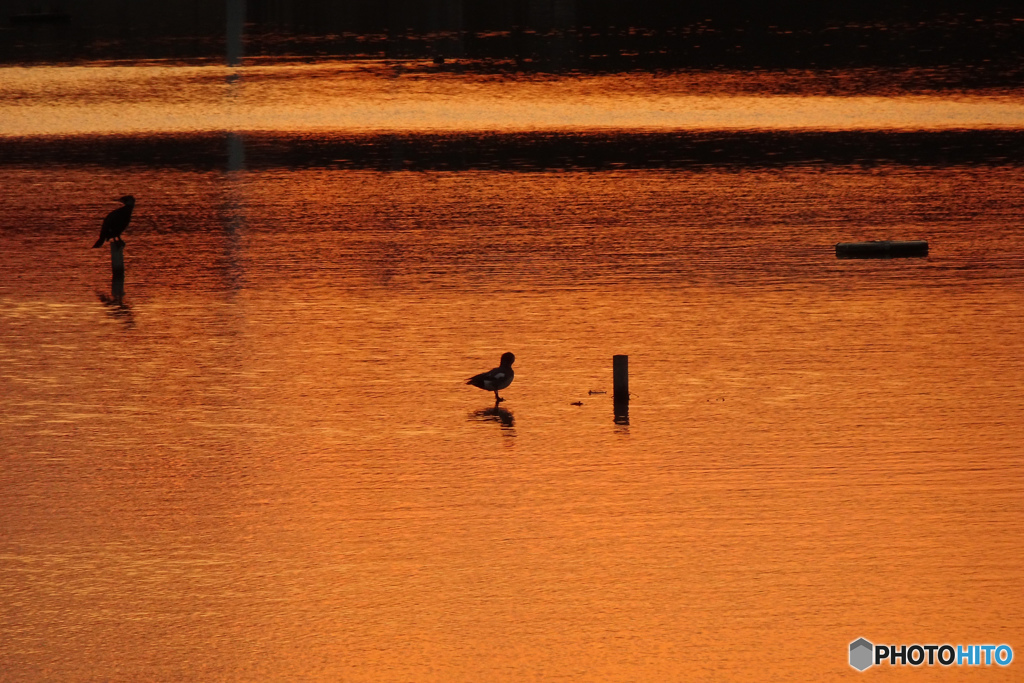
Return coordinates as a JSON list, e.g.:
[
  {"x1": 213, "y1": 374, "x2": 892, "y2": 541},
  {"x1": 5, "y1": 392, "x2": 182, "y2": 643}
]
[
  {"x1": 1, "y1": 61, "x2": 1023, "y2": 681},
  {"x1": 1, "y1": 62, "x2": 1024, "y2": 136}
]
